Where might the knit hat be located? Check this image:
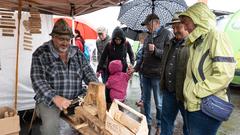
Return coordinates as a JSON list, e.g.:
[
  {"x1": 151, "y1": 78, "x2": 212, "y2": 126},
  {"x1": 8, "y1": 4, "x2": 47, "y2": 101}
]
[{"x1": 50, "y1": 18, "x2": 74, "y2": 38}]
